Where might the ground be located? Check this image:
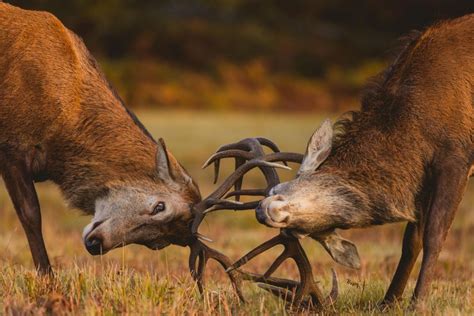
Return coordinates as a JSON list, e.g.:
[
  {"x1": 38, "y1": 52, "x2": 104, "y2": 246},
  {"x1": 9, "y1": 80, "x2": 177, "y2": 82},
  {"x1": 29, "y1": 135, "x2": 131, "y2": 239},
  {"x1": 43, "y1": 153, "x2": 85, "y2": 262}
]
[{"x1": 0, "y1": 111, "x2": 472, "y2": 315}]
